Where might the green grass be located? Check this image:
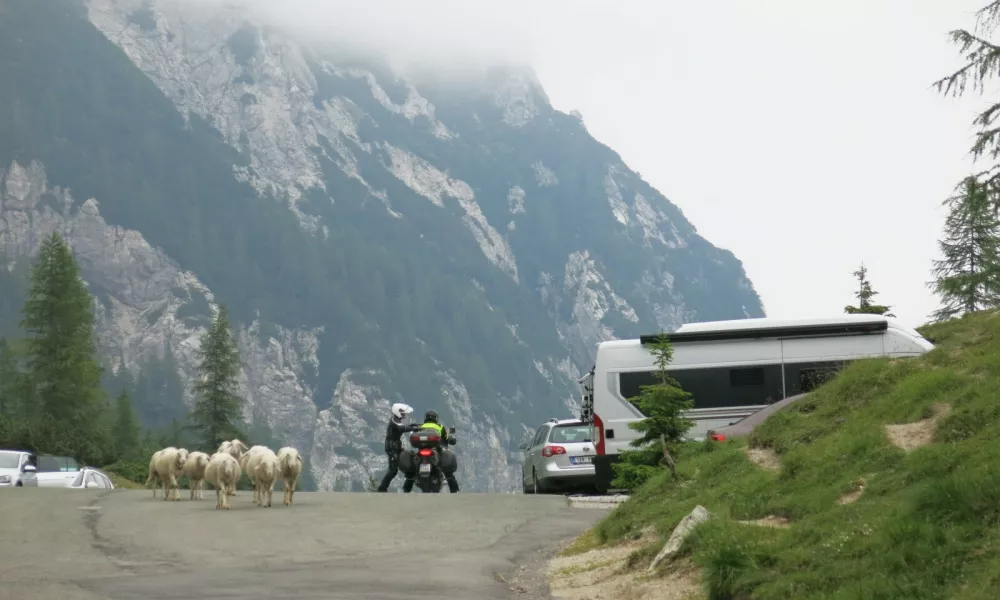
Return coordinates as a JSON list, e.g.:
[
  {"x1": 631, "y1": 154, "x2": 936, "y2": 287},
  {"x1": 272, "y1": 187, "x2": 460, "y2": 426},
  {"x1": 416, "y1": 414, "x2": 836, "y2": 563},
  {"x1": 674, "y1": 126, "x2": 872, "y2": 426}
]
[
  {"x1": 557, "y1": 528, "x2": 602, "y2": 557},
  {"x1": 105, "y1": 471, "x2": 144, "y2": 489},
  {"x1": 589, "y1": 310, "x2": 1000, "y2": 599}
]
